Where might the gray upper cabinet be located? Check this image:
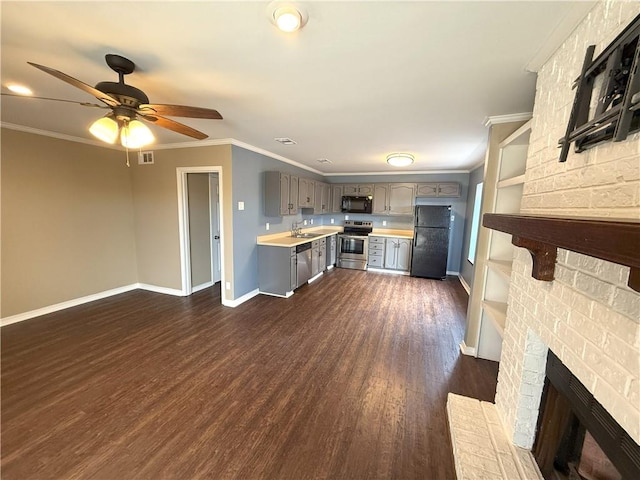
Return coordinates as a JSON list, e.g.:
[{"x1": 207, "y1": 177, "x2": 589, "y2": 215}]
[
  {"x1": 373, "y1": 183, "x2": 415, "y2": 215},
  {"x1": 330, "y1": 184, "x2": 343, "y2": 213},
  {"x1": 343, "y1": 184, "x2": 374, "y2": 196},
  {"x1": 314, "y1": 182, "x2": 331, "y2": 214},
  {"x1": 265, "y1": 171, "x2": 299, "y2": 216},
  {"x1": 299, "y1": 178, "x2": 315, "y2": 208},
  {"x1": 416, "y1": 182, "x2": 460, "y2": 197}
]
